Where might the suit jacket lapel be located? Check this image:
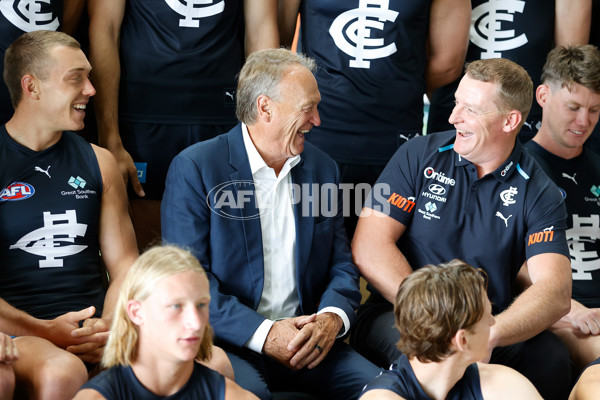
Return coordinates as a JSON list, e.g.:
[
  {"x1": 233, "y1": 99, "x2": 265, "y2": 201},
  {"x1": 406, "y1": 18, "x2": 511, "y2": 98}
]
[
  {"x1": 292, "y1": 158, "x2": 314, "y2": 279},
  {"x1": 227, "y1": 126, "x2": 264, "y2": 307}
]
